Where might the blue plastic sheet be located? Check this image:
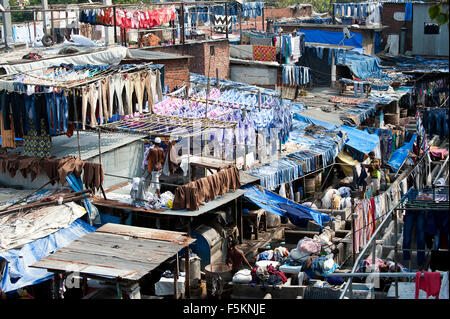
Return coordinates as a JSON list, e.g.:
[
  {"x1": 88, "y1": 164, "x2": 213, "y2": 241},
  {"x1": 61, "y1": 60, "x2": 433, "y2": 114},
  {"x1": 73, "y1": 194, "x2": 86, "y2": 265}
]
[
  {"x1": 293, "y1": 113, "x2": 339, "y2": 130},
  {"x1": 299, "y1": 29, "x2": 363, "y2": 48},
  {"x1": 0, "y1": 219, "x2": 96, "y2": 293},
  {"x1": 335, "y1": 50, "x2": 386, "y2": 79},
  {"x1": 387, "y1": 133, "x2": 417, "y2": 172},
  {"x1": 243, "y1": 185, "x2": 329, "y2": 227},
  {"x1": 340, "y1": 125, "x2": 380, "y2": 155}
]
